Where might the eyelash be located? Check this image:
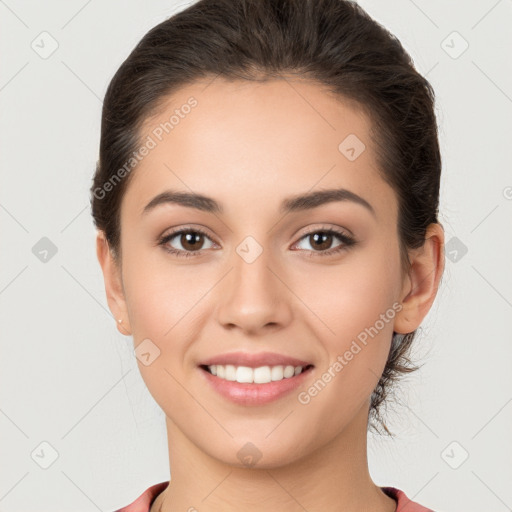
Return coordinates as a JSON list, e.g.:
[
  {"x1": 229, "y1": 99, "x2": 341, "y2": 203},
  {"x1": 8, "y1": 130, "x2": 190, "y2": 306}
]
[{"x1": 157, "y1": 226, "x2": 357, "y2": 259}]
